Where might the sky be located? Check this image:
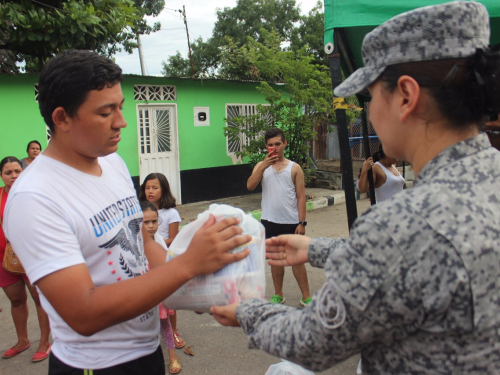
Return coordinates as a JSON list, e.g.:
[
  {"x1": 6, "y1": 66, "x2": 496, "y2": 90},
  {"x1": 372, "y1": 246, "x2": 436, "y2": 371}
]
[{"x1": 113, "y1": 0, "x2": 322, "y2": 76}]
